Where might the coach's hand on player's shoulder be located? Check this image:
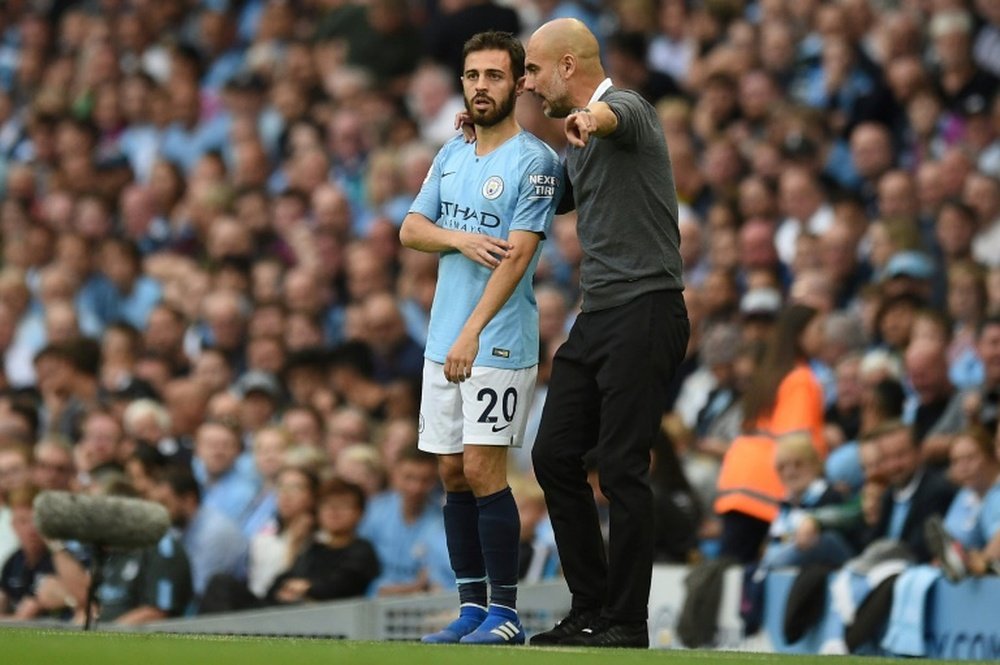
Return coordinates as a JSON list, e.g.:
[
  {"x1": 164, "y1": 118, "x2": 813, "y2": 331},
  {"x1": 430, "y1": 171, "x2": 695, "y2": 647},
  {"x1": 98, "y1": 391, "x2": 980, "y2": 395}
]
[
  {"x1": 454, "y1": 110, "x2": 476, "y2": 143},
  {"x1": 444, "y1": 330, "x2": 479, "y2": 383},
  {"x1": 456, "y1": 232, "x2": 511, "y2": 269}
]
